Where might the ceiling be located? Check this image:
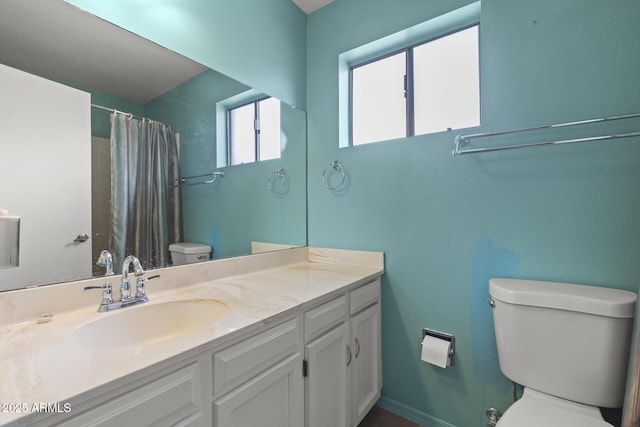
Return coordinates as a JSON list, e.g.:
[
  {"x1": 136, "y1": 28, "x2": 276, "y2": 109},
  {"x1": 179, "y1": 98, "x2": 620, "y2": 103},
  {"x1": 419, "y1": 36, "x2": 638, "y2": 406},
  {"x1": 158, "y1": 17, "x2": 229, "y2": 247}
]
[
  {"x1": 0, "y1": 0, "x2": 207, "y2": 104},
  {"x1": 291, "y1": 0, "x2": 335, "y2": 14},
  {"x1": 0, "y1": 0, "x2": 334, "y2": 104}
]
